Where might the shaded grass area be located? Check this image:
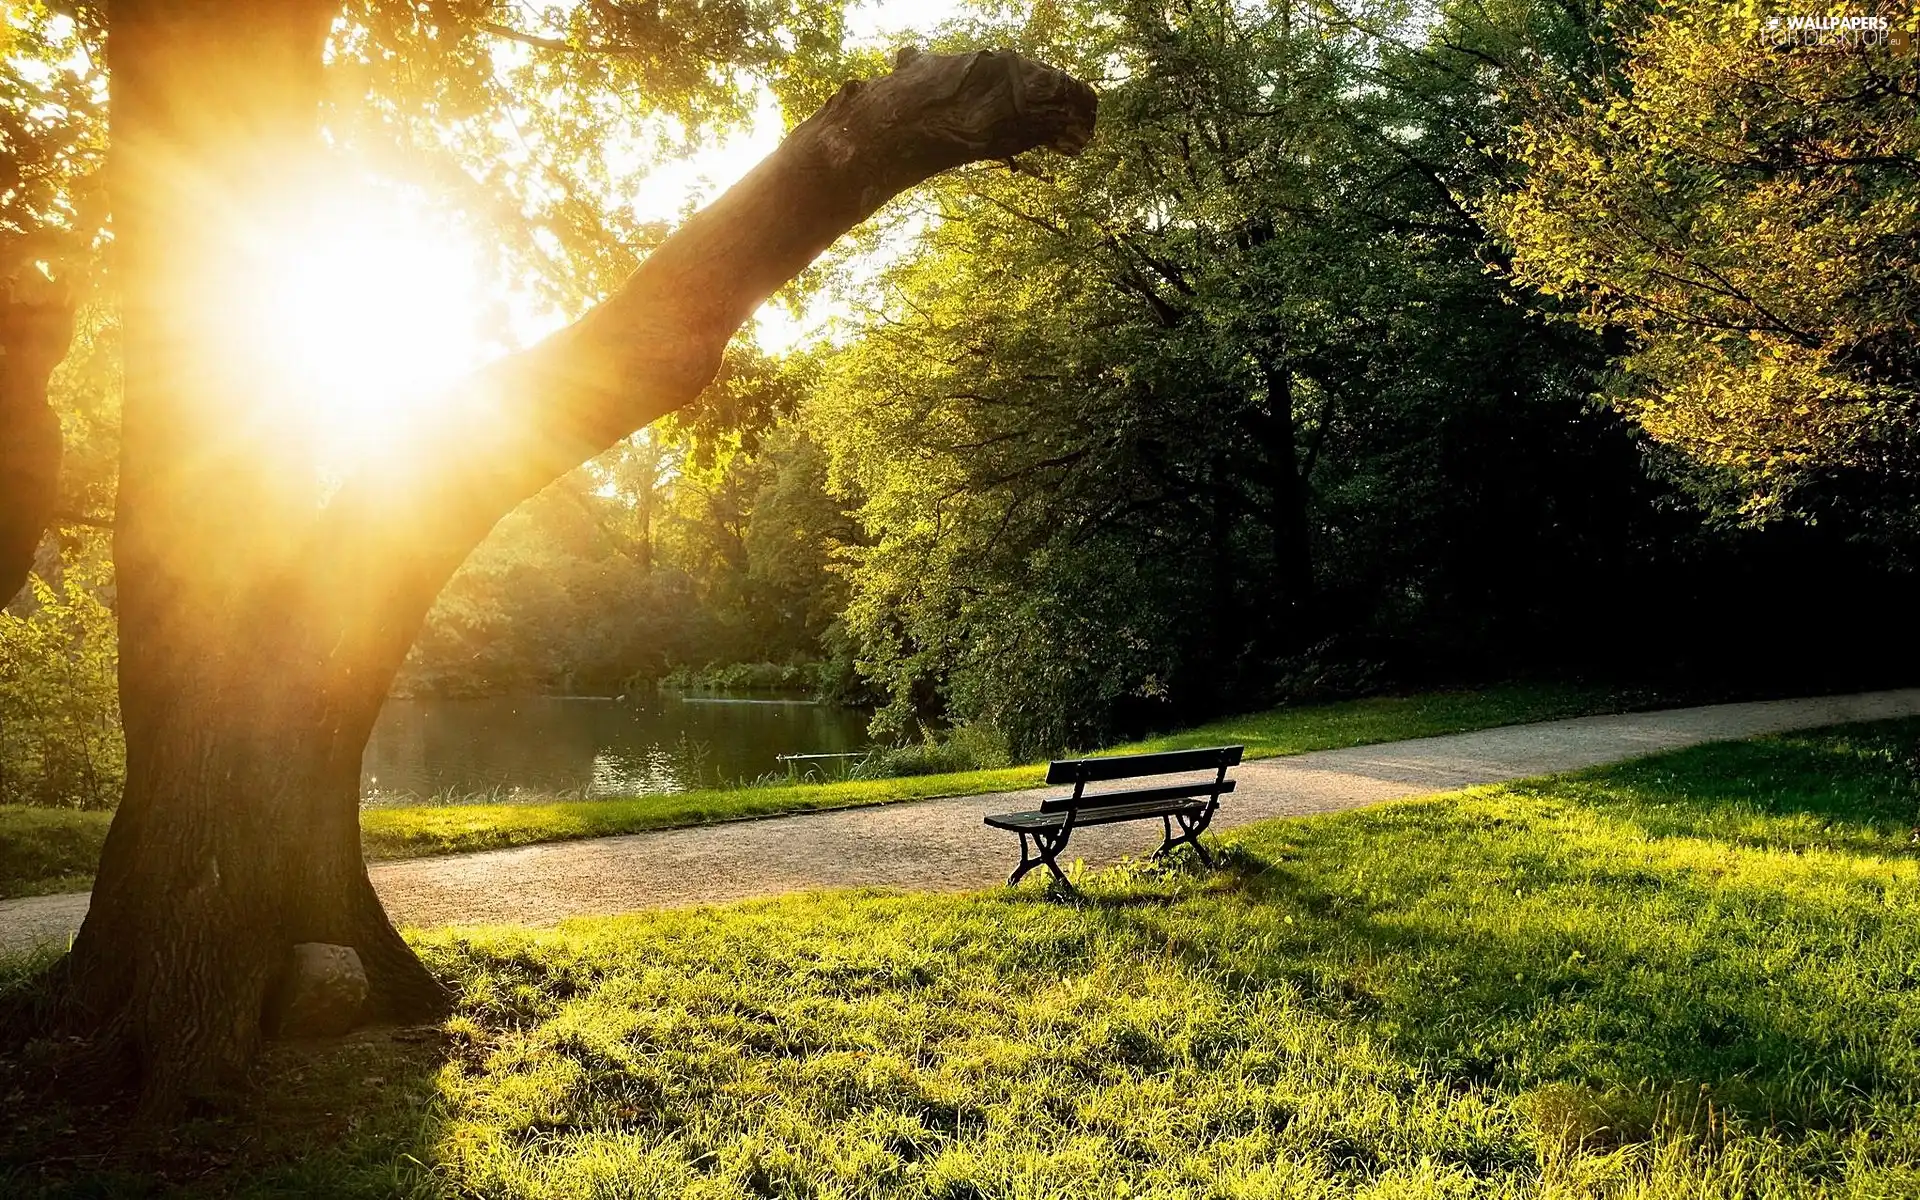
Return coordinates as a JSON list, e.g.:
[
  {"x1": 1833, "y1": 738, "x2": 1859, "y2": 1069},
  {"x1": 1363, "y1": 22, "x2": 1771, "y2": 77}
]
[
  {"x1": 0, "y1": 807, "x2": 113, "y2": 899},
  {"x1": 0, "y1": 683, "x2": 1629, "y2": 898},
  {"x1": 7, "y1": 719, "x2": 1920, "y2": 1196}
]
